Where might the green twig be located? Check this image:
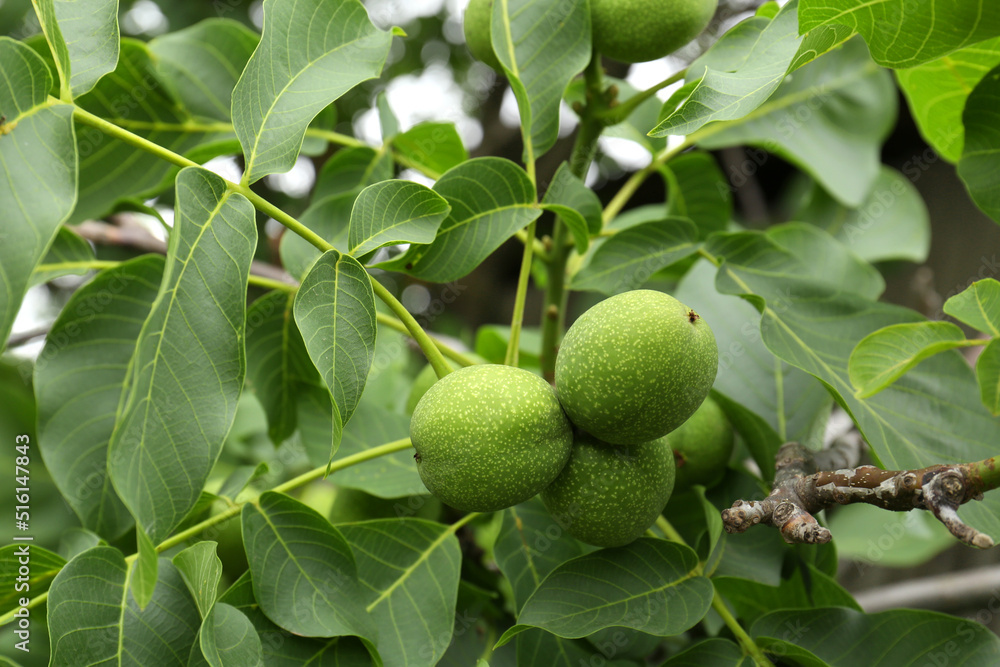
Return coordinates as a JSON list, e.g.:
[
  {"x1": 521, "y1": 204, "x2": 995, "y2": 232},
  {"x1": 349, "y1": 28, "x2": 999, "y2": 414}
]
[
  {"x1": 506, "y1": 220, "x2": 537, "y2": 366},
  {"x1": 374, "y1": 312, "x2": 479, "y2": 368},
  {"x1": 371, "y1": 279, "x2": 453, "y2": 379},
  {"x1": 596, "y1": 68, "x2": 687, "y2": 127}
]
